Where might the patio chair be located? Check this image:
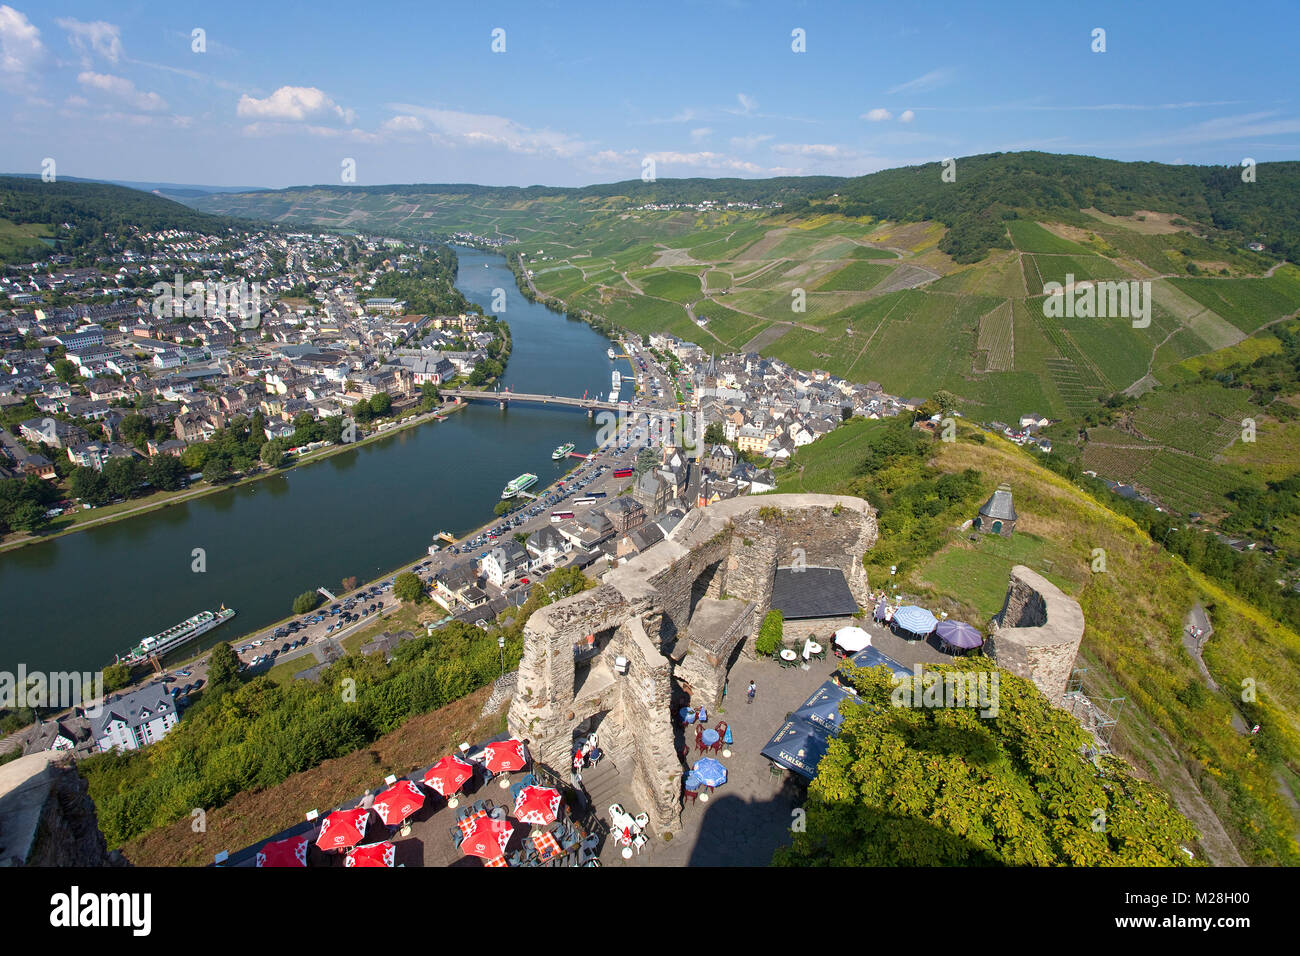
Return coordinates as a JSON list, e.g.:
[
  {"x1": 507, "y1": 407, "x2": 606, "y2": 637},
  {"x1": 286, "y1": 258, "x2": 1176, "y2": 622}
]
[
  {"x1": 632, "y1": 832, "x2": 648, "y2": 855},
  {"x1": 634, "y1": 812, "x2": 649, "y2": 830},
  {"x1": 684, "y1": 789, "x2": 697, "y2": 804},
  {"x1": 709, "y1": 740, "x2": 723, "y2": 755}
]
